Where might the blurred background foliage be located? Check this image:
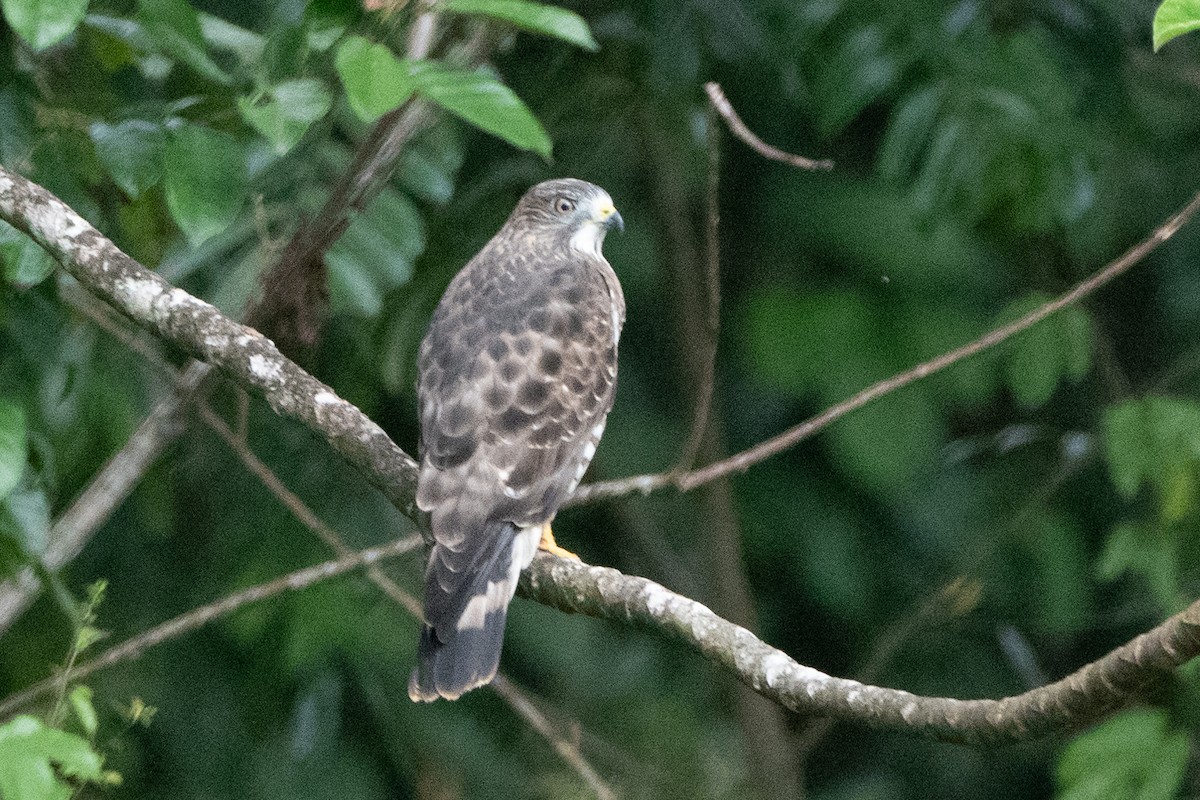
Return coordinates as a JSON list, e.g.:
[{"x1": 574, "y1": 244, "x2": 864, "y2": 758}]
[{"x1": 1, "y1": 0, "x2": 1200, "y2": 797}]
